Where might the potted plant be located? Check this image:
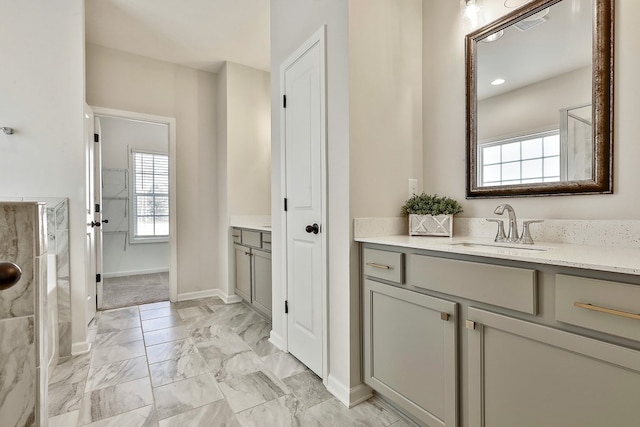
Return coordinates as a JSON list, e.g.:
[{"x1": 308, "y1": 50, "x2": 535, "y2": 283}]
[{"x1": 401, "y1": 193, "x2": 463, "y2": 236}]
